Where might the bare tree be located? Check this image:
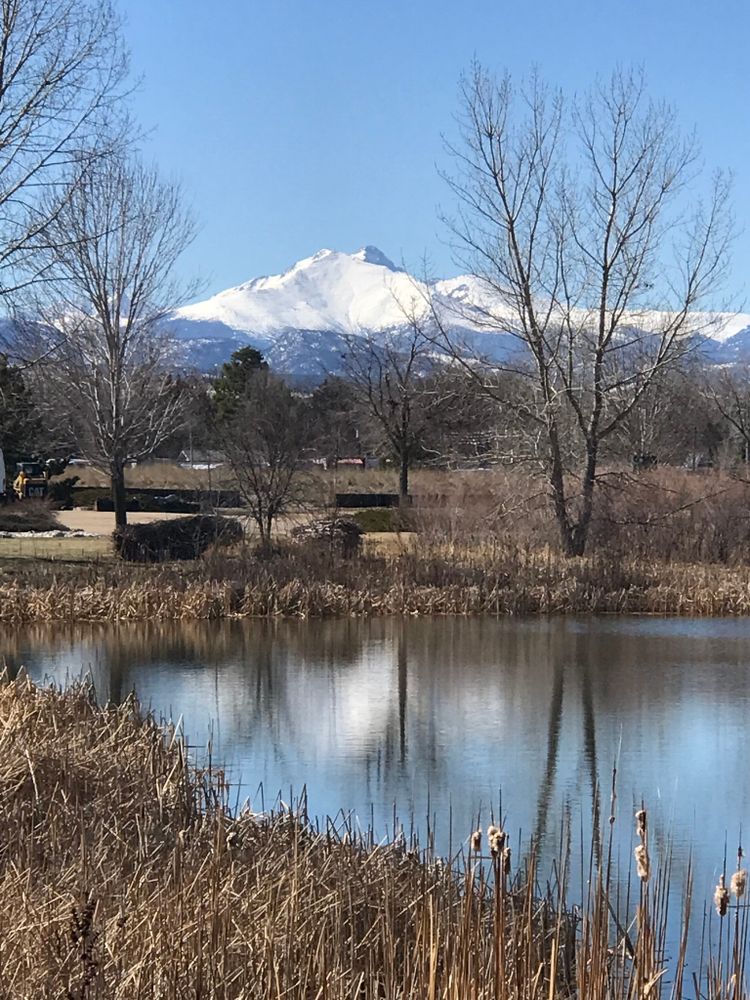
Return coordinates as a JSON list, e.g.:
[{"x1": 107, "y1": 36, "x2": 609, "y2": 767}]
[
  {"x1": 216, "y1": 369, "x2": 312, "y2": 548},
  {"x1": 0, "y1": 0, "x2": 127, "y2": 310},
  {"x1": 343, "y1": 322, "x2": 465, "y2": 498},
  {"x1": 434, "y1": 65, "x2": 733, "y2": 555},
  {"x1": 703, "y1": 365, "x2": 750, "y2": 465},
  {"x1": 28, "y1": 154, "x2": 195, "y2": 526}
]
